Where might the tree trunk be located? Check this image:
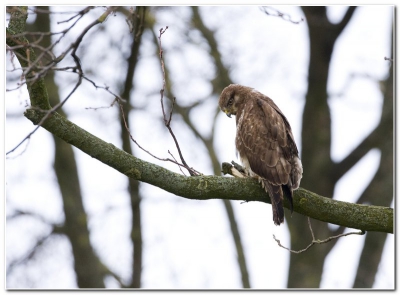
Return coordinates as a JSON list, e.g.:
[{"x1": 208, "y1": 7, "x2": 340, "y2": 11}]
[
  {"x1": 287, "y1": 7, "x2": 357, "y2": 288},
  {"x1": 118, "y1": 6, "x2": 147, "y2": 288},
  {"x1": 353, "y1": 23, "x2": 393, "y2": 287},
  {"x1": 29, "y1": 7, "x2": 105, "y2": 288}
]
